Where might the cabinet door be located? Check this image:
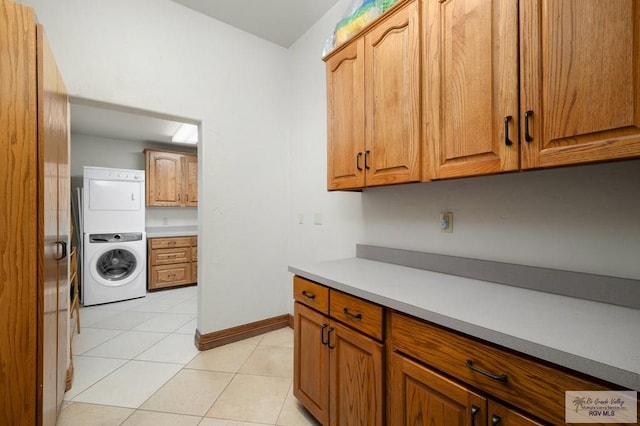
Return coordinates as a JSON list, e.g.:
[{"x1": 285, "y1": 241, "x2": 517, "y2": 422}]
[
  {"x1": 389, "y1": 352, "x2": 486, "y2": 426},
  {"x1": 365, "y1": 0, "x2": 421, "y2": 186},
  {"x1": 293, "y1": 302, "x2": 330, "y2": 425},
  {"x1": 146, "y1": 151, "x2": 183, "y2": 206},
  {"x1": 329, "y1": 320, "x2": 384, "y2": 426},
  {"x1": 520, "y1": 0, "x2": 640, "y2": 168},
  {"x1": 39, "y1": 24, "x2": 70, "y2": 425},
  {"x1": 425, "y1": 0, "x2": 519, "y2": 179},
  {"x1": 326, "y1": 39, "x2": 366, "y2": 190},
  {"x1": 488, "y1": 400, "x2": 544, "y2": 426},
  {"x1": 184, "y1": 154, "x2": 198, "y2": 206}
]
